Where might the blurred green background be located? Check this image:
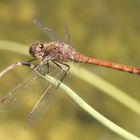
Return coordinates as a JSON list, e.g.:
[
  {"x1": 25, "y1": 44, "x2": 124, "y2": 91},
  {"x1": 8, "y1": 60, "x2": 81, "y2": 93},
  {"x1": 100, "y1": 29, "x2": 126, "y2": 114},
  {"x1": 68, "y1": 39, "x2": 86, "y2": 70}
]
[{"x1": 0, "y1": 0, "x2": 140, "y2": 140}]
